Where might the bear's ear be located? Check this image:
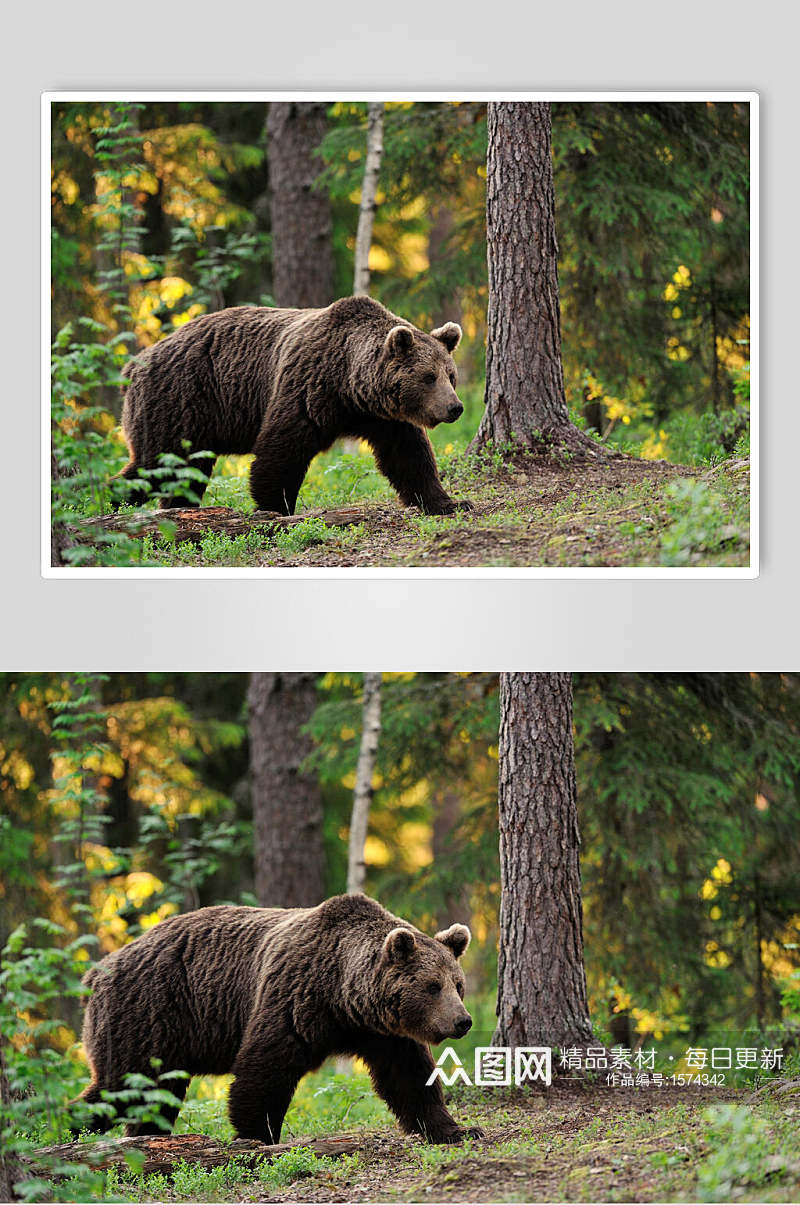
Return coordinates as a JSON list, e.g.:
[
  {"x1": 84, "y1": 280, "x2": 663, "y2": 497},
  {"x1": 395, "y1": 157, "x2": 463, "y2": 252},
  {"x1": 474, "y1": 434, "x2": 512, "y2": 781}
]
[
  {"x1": 430, "y1": 322, "x2": 462, "y2": 353},
  {"x1": 434, "y1": 923, "x2": 471, "y2": 960},
  {"x1": 385, "y1": 325, "x2": 415, "y2": 355},
  {"x1": 383, "y1": 927, "x2": 417, "y2": 962}
]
